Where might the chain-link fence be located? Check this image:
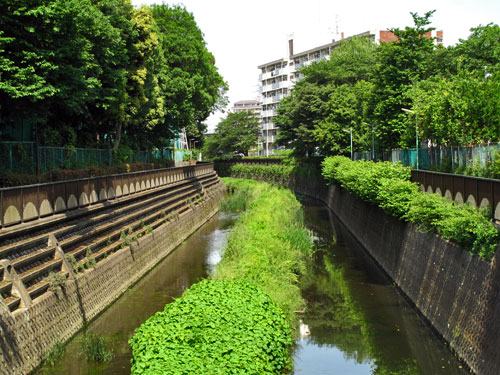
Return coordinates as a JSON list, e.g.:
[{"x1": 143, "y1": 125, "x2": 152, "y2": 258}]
[
  {"x1": 0, "y1": 142, "x2": 193, "y2": 174},
  {"x1": 354, "y1": 143, "x2": 500, "y2": 177}
]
